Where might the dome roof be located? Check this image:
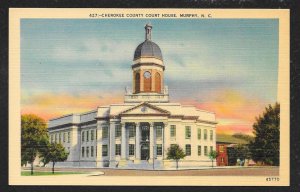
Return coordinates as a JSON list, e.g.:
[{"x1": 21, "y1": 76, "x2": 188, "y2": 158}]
[{"x1": 134, "y1": 40, "x2": 163, "y2": 61}]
